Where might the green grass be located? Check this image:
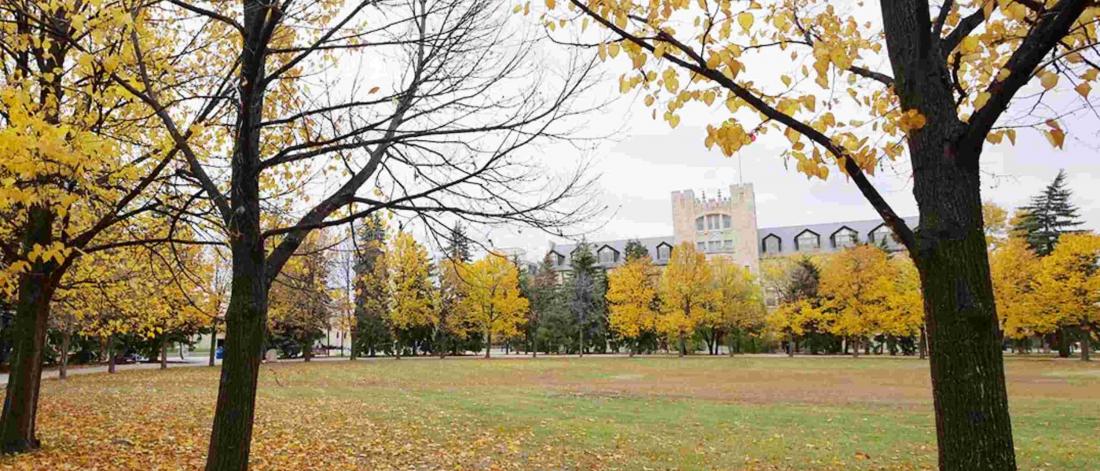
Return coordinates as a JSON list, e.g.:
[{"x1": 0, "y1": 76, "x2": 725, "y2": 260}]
[{"x1": 7, "y1": 355, "x2": 1098, "y2": 470}]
